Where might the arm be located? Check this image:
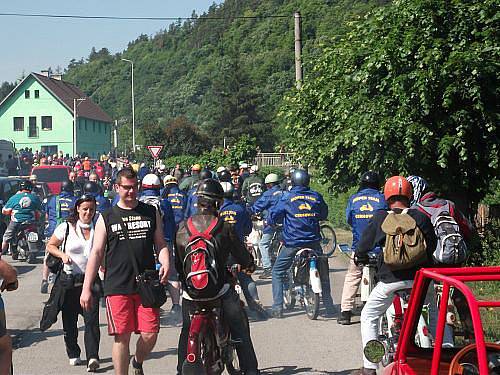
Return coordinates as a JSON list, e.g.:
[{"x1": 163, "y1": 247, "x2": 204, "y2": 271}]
[
  {"x1": 249, "y1": 193, "x2": 268, "y2": 215},
  {"x1": 346, "y1": 198, "x2": 353, "y2": 226},
  {"x1": 318, "y1": 194, "x2": 328, "y2": 221},
  {"x1": 226, "y1": 224, "x2": 253, "y2": 269},
  {"x1": 80, "y1": 216, "x2": 107, "y2": 311},
  {"x1": 267, "y1": 197, "x2": 286, "y2": 226},
  {"x1": 241, "y1": 209, "x2": 252, "y2": 237},
  {"x1": 355, "y1": 213, "x2": 384, "y2": 256},
  {"x1": 46, "y1": 224, "x2": 71, "y2": 264},
  {"x1": 154, "y1": 209, "x2": 170, "y2": 285},
  {"x1": 0, "y1": 259, "x2": 17, "y2": 290}
]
